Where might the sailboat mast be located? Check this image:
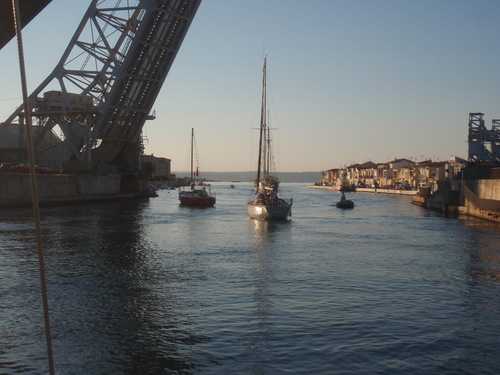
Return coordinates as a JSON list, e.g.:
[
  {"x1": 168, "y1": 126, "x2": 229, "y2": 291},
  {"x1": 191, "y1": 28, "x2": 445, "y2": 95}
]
[
  {"x1": 190, "y1": 128, "x2": 194, "y2": 182},
  {"x1": 266, "y1": 109, "x2": 271, "y2": 175},
  {"x1": 256, "y1": 57, "x2": 267, "y2": 188}
]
